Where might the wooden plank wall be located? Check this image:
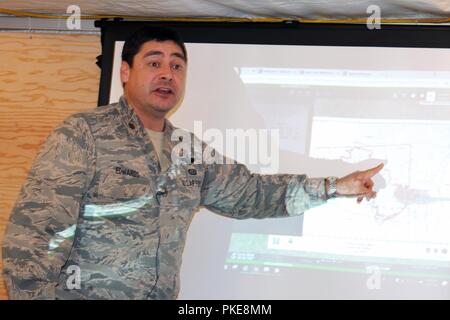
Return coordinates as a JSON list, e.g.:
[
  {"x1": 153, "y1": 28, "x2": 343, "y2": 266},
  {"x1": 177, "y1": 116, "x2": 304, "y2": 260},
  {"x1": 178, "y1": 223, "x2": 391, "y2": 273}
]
[{"x1": 0, "y1": 32, "x2": 101, "y2": 299}]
